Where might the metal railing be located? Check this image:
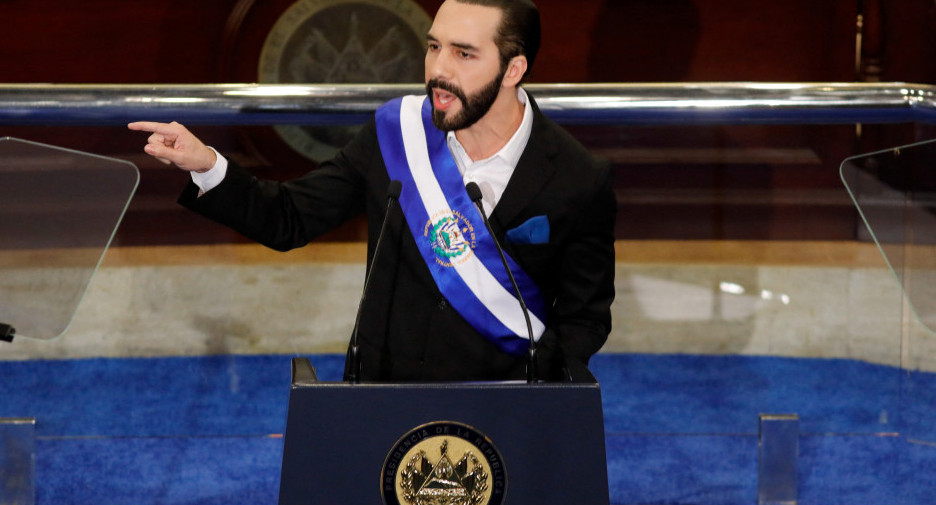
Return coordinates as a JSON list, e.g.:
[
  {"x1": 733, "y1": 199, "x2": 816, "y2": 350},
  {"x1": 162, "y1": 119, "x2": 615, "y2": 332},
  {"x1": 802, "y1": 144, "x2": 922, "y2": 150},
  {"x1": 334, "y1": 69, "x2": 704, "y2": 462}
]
[{"x1": 0, "y1": 82, "x2": 934, "y2": 126}]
